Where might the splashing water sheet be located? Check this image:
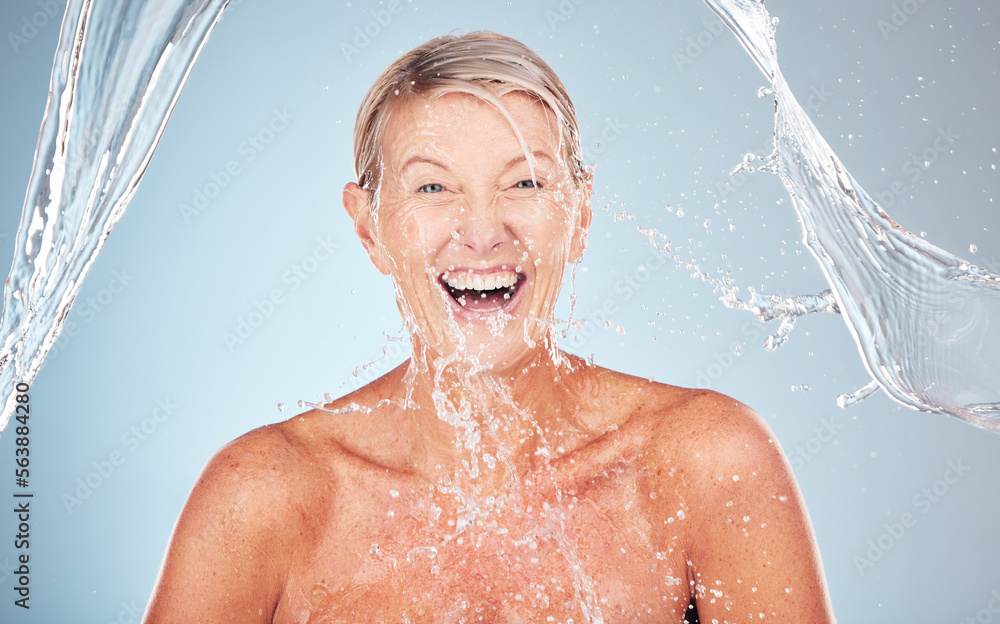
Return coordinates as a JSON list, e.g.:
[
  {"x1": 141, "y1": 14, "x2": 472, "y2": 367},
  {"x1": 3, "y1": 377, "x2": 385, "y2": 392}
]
[
  {"x1": 703, "y1": 0, "x2": 1000, "y2": 431},
  {"x1": 1, "y1": 2, "x2": 998, "y2": 624},
  {"x1": 0, "y1": 0, "x2": 230, "y2": 431}
]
